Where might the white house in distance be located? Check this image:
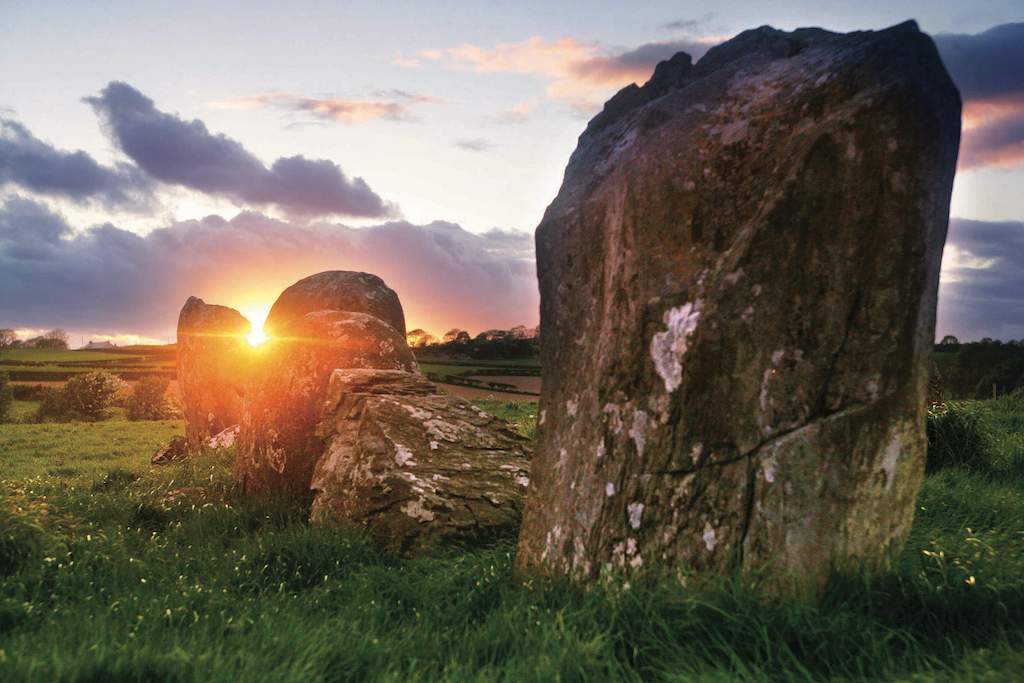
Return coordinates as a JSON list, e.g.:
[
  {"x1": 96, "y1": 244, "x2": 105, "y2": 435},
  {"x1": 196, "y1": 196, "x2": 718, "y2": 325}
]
[{"x1": 82, "y1": 340, "x2": 117, "y2": 350}]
